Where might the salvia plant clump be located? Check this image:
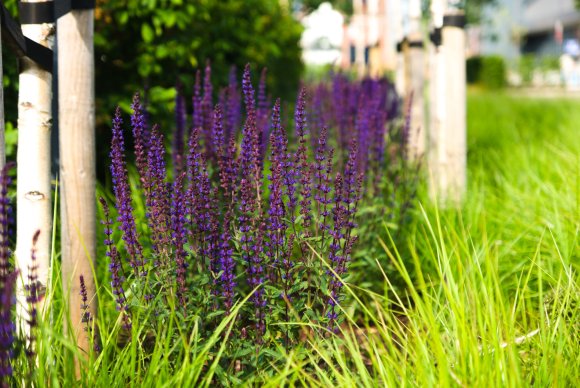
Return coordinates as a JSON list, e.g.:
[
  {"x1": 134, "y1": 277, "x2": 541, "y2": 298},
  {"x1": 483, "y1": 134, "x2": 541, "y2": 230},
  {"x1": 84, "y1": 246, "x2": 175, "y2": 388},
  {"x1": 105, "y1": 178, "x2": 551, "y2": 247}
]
[{"x1": 101, "y1": 64, "x2": 407, "y2": 373}]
